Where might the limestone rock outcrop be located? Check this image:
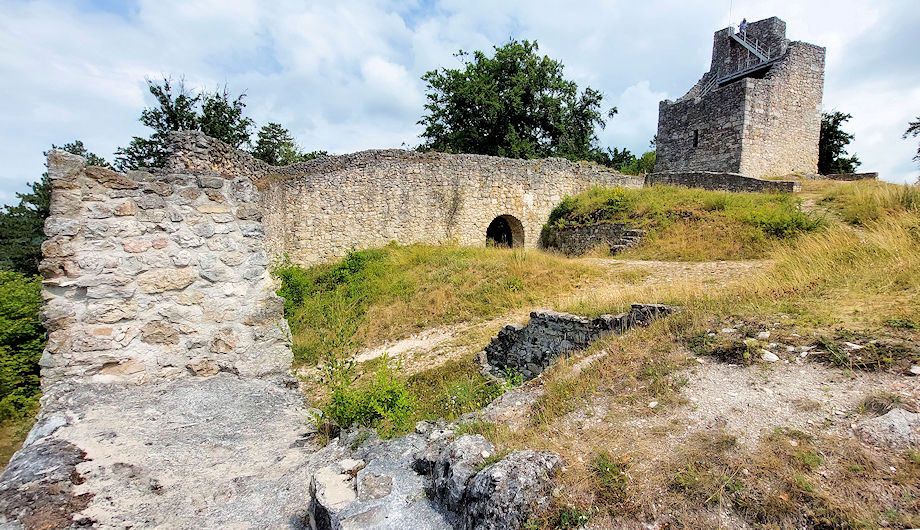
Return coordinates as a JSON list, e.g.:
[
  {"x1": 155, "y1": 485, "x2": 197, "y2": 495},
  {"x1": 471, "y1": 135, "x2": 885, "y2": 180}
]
[{"x1": 308, "y1": 425, "x2": 561, "y2": 530}]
